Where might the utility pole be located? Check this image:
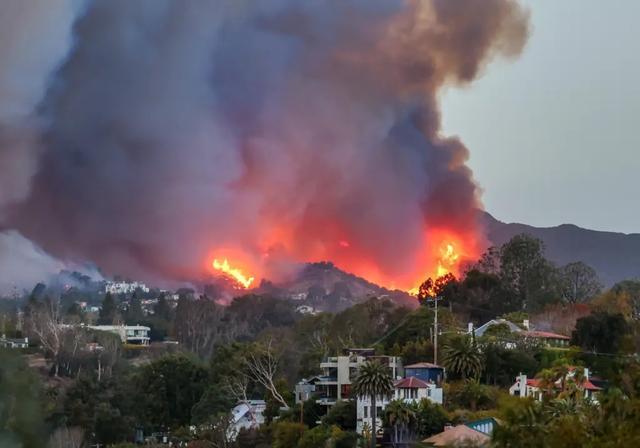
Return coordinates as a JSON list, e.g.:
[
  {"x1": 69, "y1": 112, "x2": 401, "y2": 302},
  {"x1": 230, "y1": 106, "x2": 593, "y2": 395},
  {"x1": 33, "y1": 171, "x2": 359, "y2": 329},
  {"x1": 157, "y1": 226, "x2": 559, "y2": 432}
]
[{"x1": 428, "y1": 296, "x2": 442, "y2": 365}]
